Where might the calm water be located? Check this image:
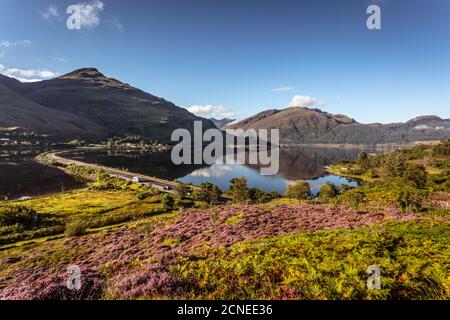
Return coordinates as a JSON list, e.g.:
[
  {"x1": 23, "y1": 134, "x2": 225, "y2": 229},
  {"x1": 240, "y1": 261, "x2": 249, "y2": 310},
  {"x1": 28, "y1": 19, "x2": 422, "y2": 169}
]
[
  {"x1": 0, "y1": 147, "x2": 84, "y2": 200},
  {"x1": 63, "y1": 146, "x2": 371, "y2": 195}
]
